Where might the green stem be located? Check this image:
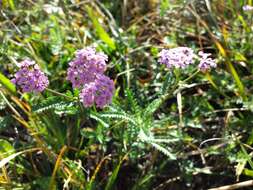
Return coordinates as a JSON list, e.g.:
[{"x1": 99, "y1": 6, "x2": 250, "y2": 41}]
[
  {"x1": 0, "y1": 90, "x2": 21, "y2": 118},
  {"x1": 45, "y1": 88, "x2": 74, "y2": 100},
  {"x1": 77, "y1": 96, "x2": 85, "y2": 114},
  {"x1": 181, "y1": 69, "x2": 200, "y2": 84},
  {"x1": 153, "y1": 69, "x2": 201, "y2": 114}
]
